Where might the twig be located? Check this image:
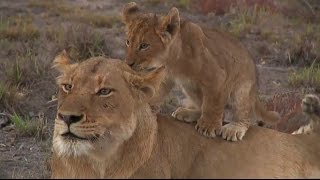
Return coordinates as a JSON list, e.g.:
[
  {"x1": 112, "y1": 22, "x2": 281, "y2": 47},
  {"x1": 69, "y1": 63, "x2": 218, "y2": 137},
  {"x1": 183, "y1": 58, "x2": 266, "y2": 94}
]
[
  {"x1": 301, "y1": 0, "x2": 316, "y2": 16},
  {"x1": 0, "y1": 112, "x2": 12, "y2": 118},
  {"x1": 46, "y1": 98, "x2": 57, "y2": 104}
]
